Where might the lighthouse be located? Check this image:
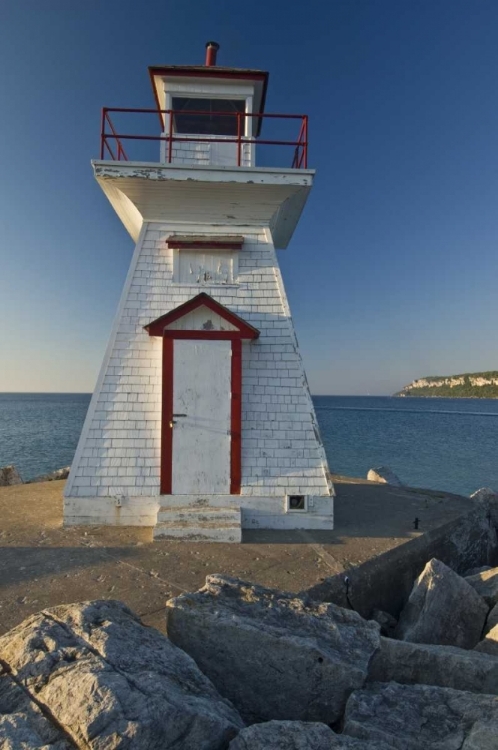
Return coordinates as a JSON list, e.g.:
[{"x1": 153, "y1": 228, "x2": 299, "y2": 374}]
[{"x1": 64, "y1": 43, "x2": 334, "y2": 540}]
